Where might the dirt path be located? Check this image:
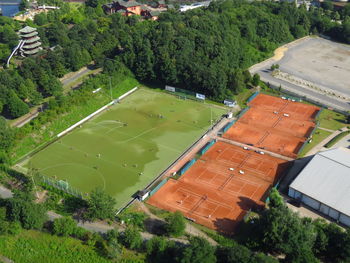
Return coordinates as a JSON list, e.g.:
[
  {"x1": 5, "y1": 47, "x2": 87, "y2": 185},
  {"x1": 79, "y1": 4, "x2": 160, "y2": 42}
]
[
  {"x1": 136, "y1": 201, "x2": 217, "y2": 246},
  {"x1": 47, "y1": 210, "x2": 189, "y2": 244}
]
